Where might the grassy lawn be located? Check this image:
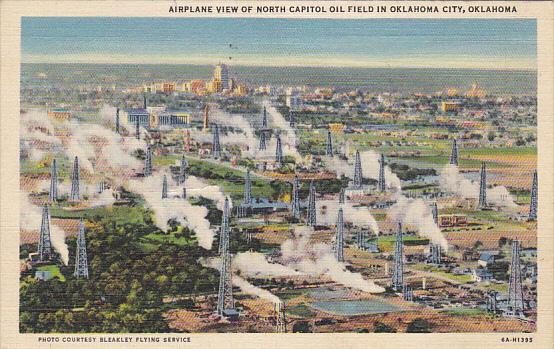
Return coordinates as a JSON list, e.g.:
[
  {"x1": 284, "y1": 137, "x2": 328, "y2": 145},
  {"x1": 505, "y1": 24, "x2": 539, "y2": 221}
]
[
  {"x1": 287, "y1": 302, "x2": 317, "y2": 318},
  {"x1": 377, "y1": 235, "x2": 429, "y2": 251},
  {"x1": 37, "y1": 265, "x2": 65, "y2": 282},
  {"x1": 441, "y1": 307, "x2": 491, "y2": 317},
  {"x1": 410, "y1": 264, "x2": 473, "y2": 283}
]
